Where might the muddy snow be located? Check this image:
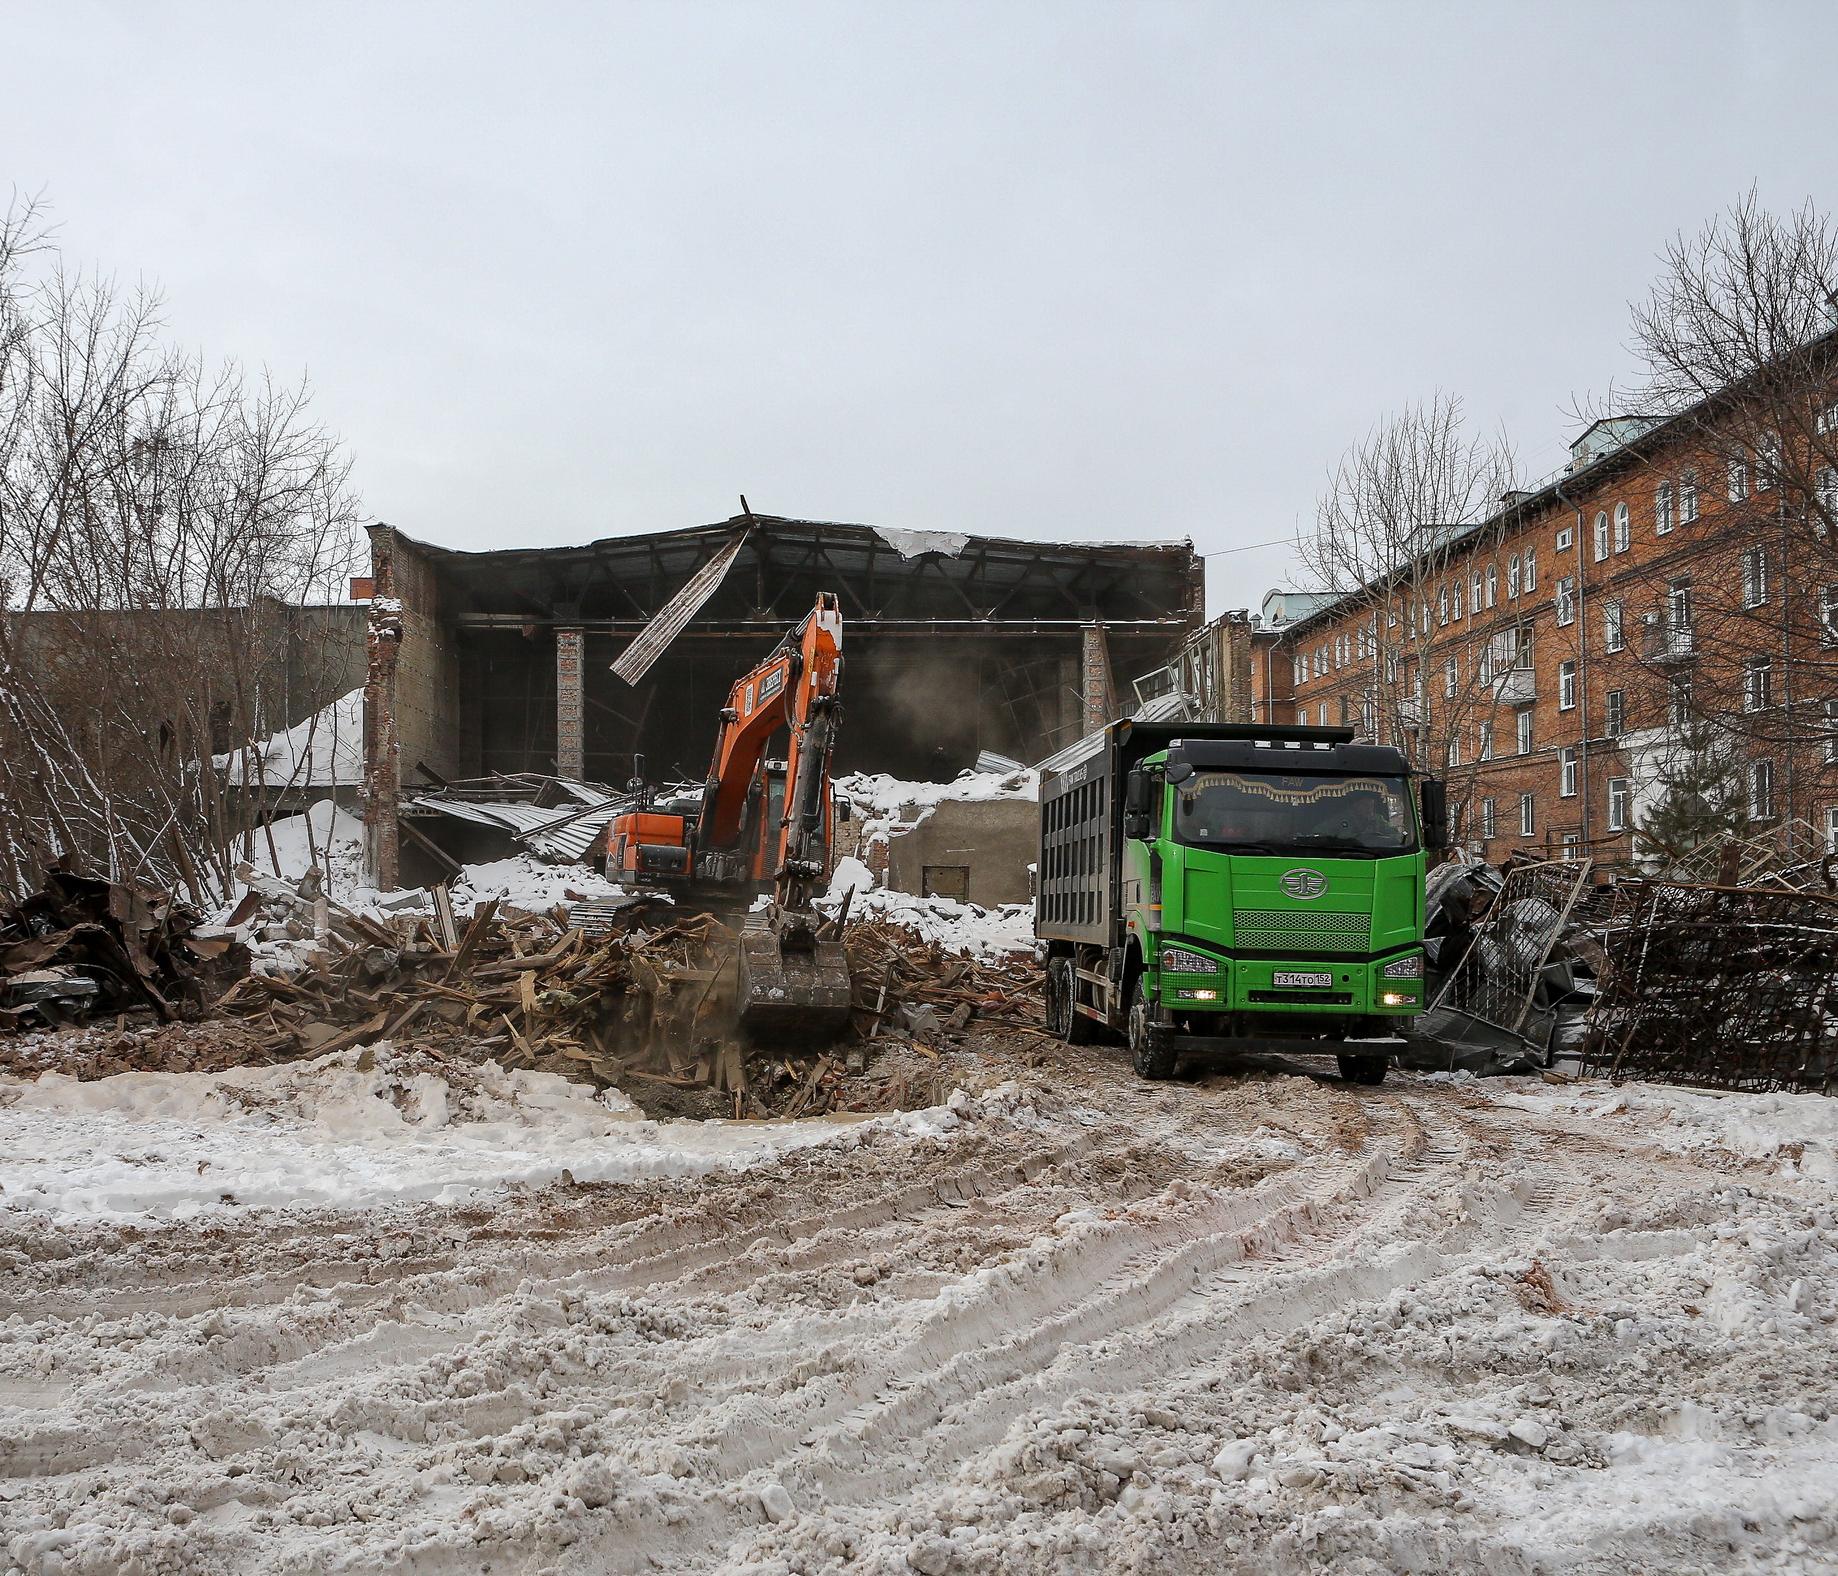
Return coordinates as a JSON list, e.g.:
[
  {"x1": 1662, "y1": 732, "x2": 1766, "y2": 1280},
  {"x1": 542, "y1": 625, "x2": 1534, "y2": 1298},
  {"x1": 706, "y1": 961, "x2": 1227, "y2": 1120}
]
[{"x1": 3, "y1": 1045, "x2": 1836, "y2": 1574}]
